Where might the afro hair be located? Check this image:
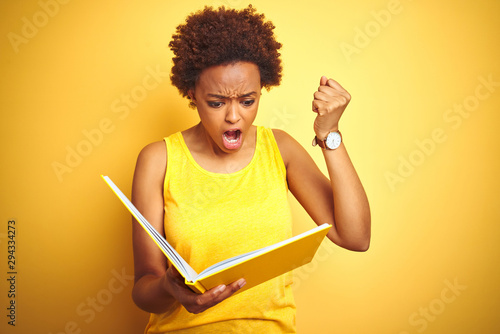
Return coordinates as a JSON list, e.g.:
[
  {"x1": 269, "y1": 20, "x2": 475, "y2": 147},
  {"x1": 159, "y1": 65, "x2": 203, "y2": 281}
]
[{"x1": 168, "y1": 5, "x2": 283, "y2": 107}]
